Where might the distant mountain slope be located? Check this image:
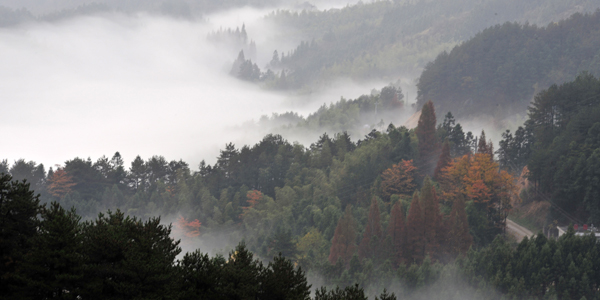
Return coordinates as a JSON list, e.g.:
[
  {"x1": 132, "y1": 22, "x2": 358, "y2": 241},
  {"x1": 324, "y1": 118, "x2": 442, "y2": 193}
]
[
  {"x1": 416, "y1": 11, "x2": 600, "y2": 121},
  {"x1": 261, "y1": 0, "x2": 600, "y2": 90}
]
